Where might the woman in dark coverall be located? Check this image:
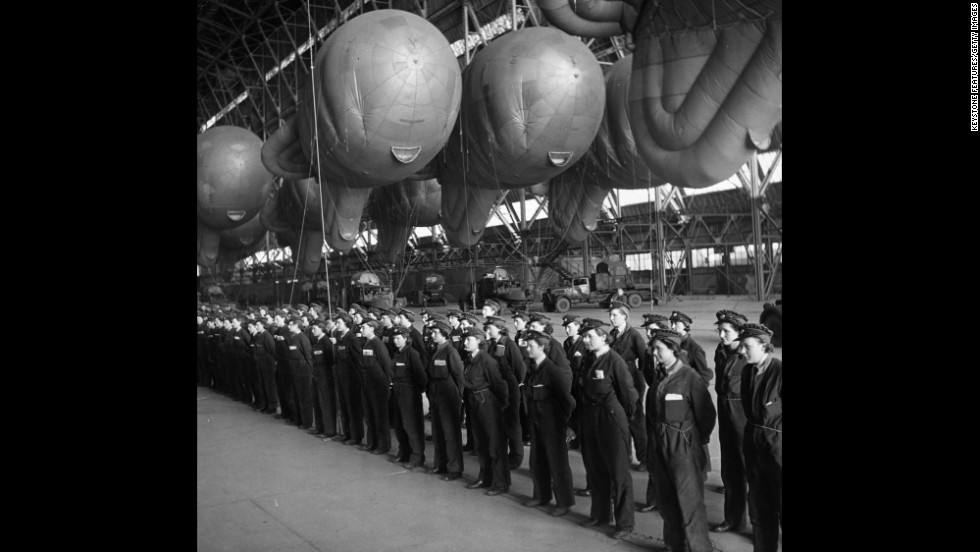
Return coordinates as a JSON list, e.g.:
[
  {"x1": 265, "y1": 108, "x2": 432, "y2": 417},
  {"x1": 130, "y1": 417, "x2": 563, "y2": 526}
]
[
  {"x1": 737, "y1": 323, "x2": 782, "y2": 552},
  {"x1": 522, "y1": 330, "x2": 576, "y2": 517},
  {"x1": 356, "y1": 319, "x2": 393, "y2": 455},
  {"x1": 331, "y1": 313, "x2": 364, "y2": 446},
  {"x1": 577, "y1": 321, "x2": 638, "y2": 540},
  {"x1": 390, "y1": 326, "x2": 428, "y2": 471},
  {"x1": 426, "y1": 321, "x2": 465, "y2": 480},
  {"x1": 647, "y1": 328, "x2": 716, "y2": 552},
  {"x1": 461, "y1": 327, "x2": 511, "y2": 495},
  {"x1": 711, "y1": 310, "x2": 750, "y2": 533}
]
